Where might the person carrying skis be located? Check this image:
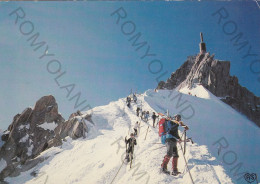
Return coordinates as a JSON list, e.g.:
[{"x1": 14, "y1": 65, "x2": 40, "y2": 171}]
[
  {"x1": 133, "y1": 93, "x2": 137, "y2": 103},
  {"x1": 133, "y1": 121, "x2": 140, "y2": 136},
  {"x1": 139, "y1": 108, "x2": 143, "y2": 118},
  {"x1": 136, "y1": 107, "x2": 140, "y2": 117},
  {"x1": 126, "y1": 96, "x2": 131, "y2": 108},
  {"x1": 141, "y1": 111, "x2": 145, "y2": 120},
  {"x1": 152, "y1": 112, "x2": 159, "y2": 128},
  {"x1": 146, "y1": 111, "x2": 149, "y2": 121},
  {"x1": 125, "y1": 133, "x2": 137, "y2": 162},
  {"x1": 145, "y1": 111, "x2": 149, "y2": 122},
  {"x1": 161, "y1": 114, "x2": 189, "y2": 176}
]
